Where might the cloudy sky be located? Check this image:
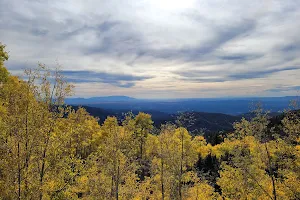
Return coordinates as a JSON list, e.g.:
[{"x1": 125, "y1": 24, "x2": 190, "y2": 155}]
[{"x1": 1, "y1": 0, "x2": 300, "y2": 98}]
